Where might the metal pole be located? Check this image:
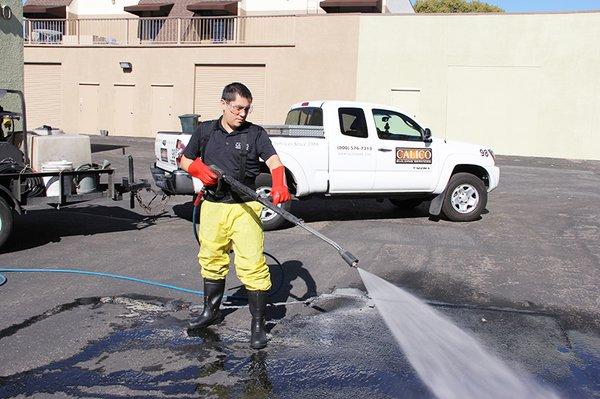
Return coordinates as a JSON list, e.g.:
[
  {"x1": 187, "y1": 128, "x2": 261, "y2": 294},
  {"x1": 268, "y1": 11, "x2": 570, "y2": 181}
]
[{"x1": 128, "y1": 155, "x2": 135, "y2": 208}]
